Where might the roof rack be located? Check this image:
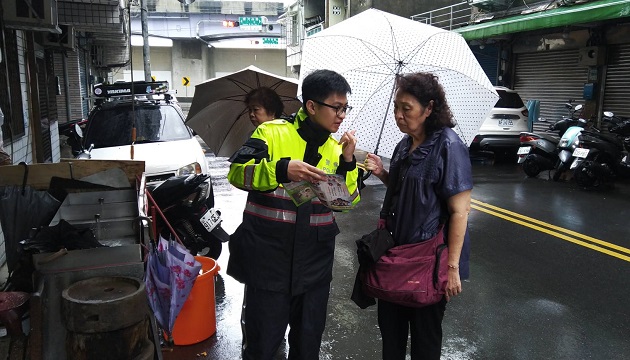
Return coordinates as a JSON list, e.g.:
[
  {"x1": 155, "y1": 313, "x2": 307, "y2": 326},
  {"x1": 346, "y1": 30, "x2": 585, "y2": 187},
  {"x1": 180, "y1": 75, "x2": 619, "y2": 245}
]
[{"x1": 93, "y1": 81, "x2": 170, "y2": 98}]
